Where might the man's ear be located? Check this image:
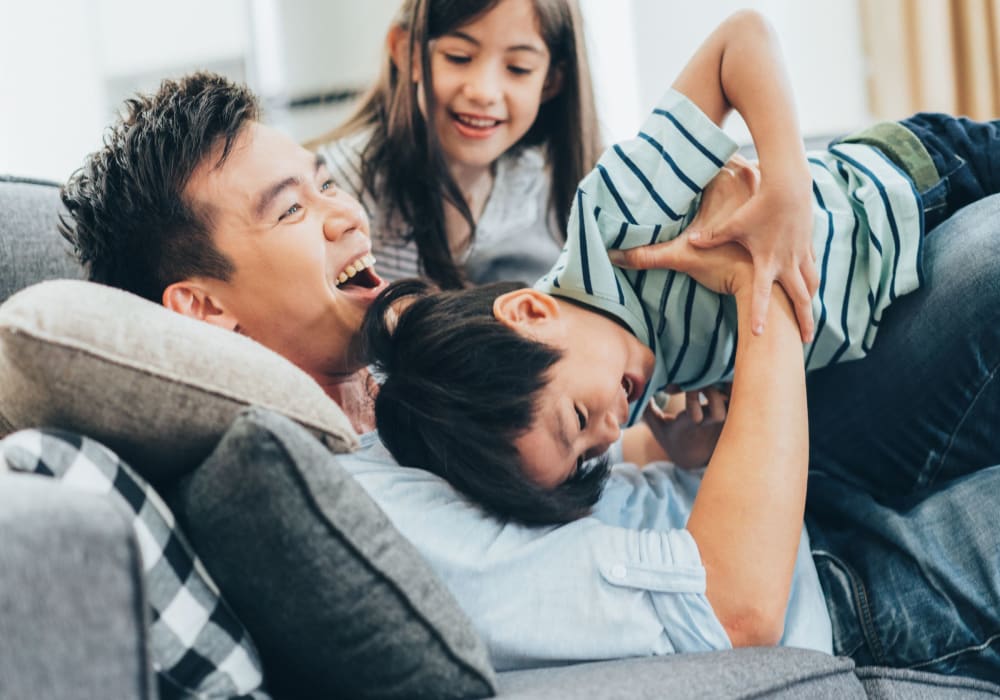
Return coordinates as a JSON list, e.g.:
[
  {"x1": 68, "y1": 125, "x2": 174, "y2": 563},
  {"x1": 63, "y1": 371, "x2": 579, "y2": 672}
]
[
  {"x1": 493, "y1": 288, "x2": 561, "y2": 333},
  {"x1": 387, "y1": 25, "x2": 420, "y2": 83},
  {"x1": 162, "y1": 281, "x2": 239, "y2": 332},
  {"x1": 541, "y1": 65, "x2": 564, "y2": 103}
]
